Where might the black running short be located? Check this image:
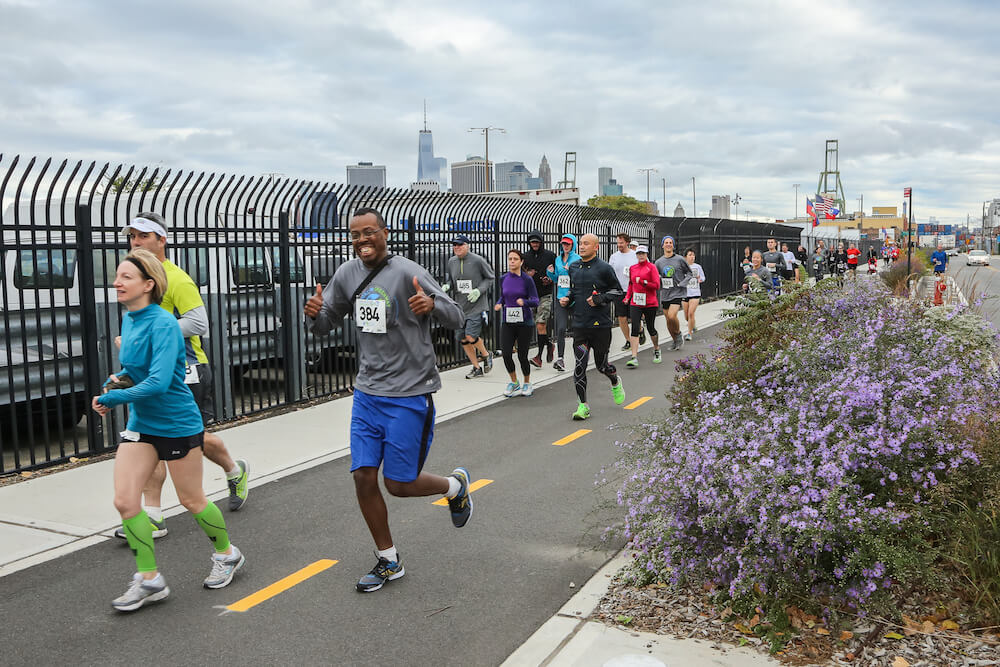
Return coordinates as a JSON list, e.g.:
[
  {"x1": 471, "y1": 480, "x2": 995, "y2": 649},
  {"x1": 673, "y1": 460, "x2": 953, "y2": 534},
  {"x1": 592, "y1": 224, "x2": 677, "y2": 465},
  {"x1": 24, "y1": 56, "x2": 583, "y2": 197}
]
[
  {"x1": 662, "y1": 299, "x2": 683, "y2": 308},
  {"x1": 613, "y1": 300, "x2": 630, "y2": 318},
  {"x1": 186, "y1": 364, "x2": 216, "y2": 425},
  {"x1": 119, "y1": 431, "x2": 205, "y2": 461}
]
